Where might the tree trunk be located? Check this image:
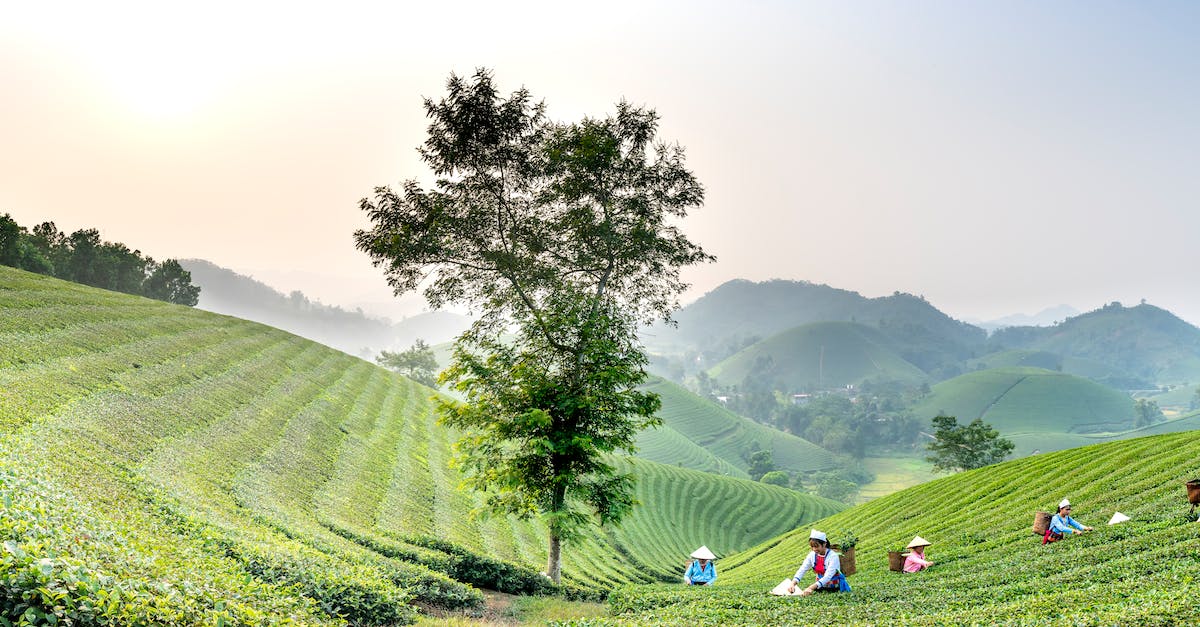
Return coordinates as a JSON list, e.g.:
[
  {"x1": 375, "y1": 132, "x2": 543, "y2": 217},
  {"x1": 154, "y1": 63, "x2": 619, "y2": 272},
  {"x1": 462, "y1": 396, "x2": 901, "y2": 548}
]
[
  {"x1": 546, "y1": 531, "x2": 563, "y2": 584},
  {"x1": 546, "y1": 478, "x2": 567, "y2": 584}
]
